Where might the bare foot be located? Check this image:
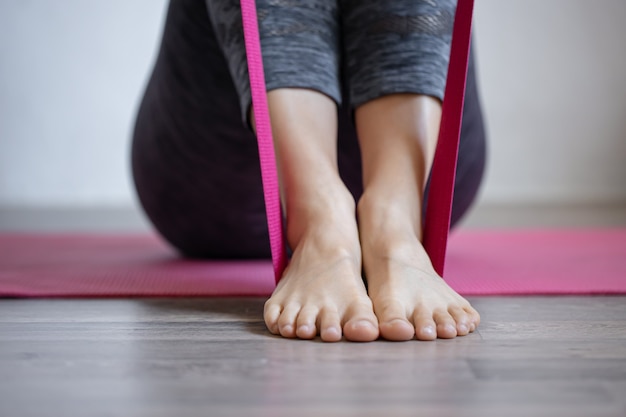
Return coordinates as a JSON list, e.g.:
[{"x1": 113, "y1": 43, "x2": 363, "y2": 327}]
[
  {"x1": 263, "y1": 191, "x2": 379, "y2": 343},
  {"x1": 352, "y1": 93, "x2": 480, "y2": 341},
  {"x1": 358, "y1": 197, "x2": 480, "y2": 341},
  {"x1": 260, "y1": 89, "x2": 382, "y2": 342}
]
